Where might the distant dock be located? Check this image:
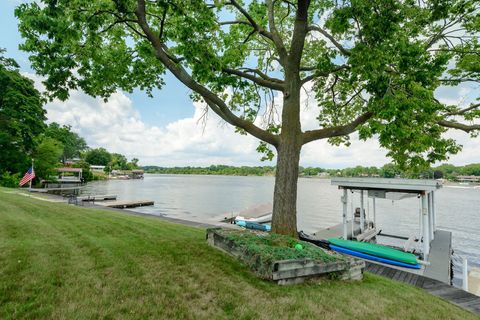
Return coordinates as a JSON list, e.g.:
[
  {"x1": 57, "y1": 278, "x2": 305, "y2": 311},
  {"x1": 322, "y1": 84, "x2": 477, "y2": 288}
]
[
  {"x1": 99, "y1": 200, "x2": 154, "y2": 209},
  {"x1": 77, "y1": 194, "x2": 117, "y2": 202},
  {"x1": 29, "y1": 186, "x2": 82, "y2": 195}
]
